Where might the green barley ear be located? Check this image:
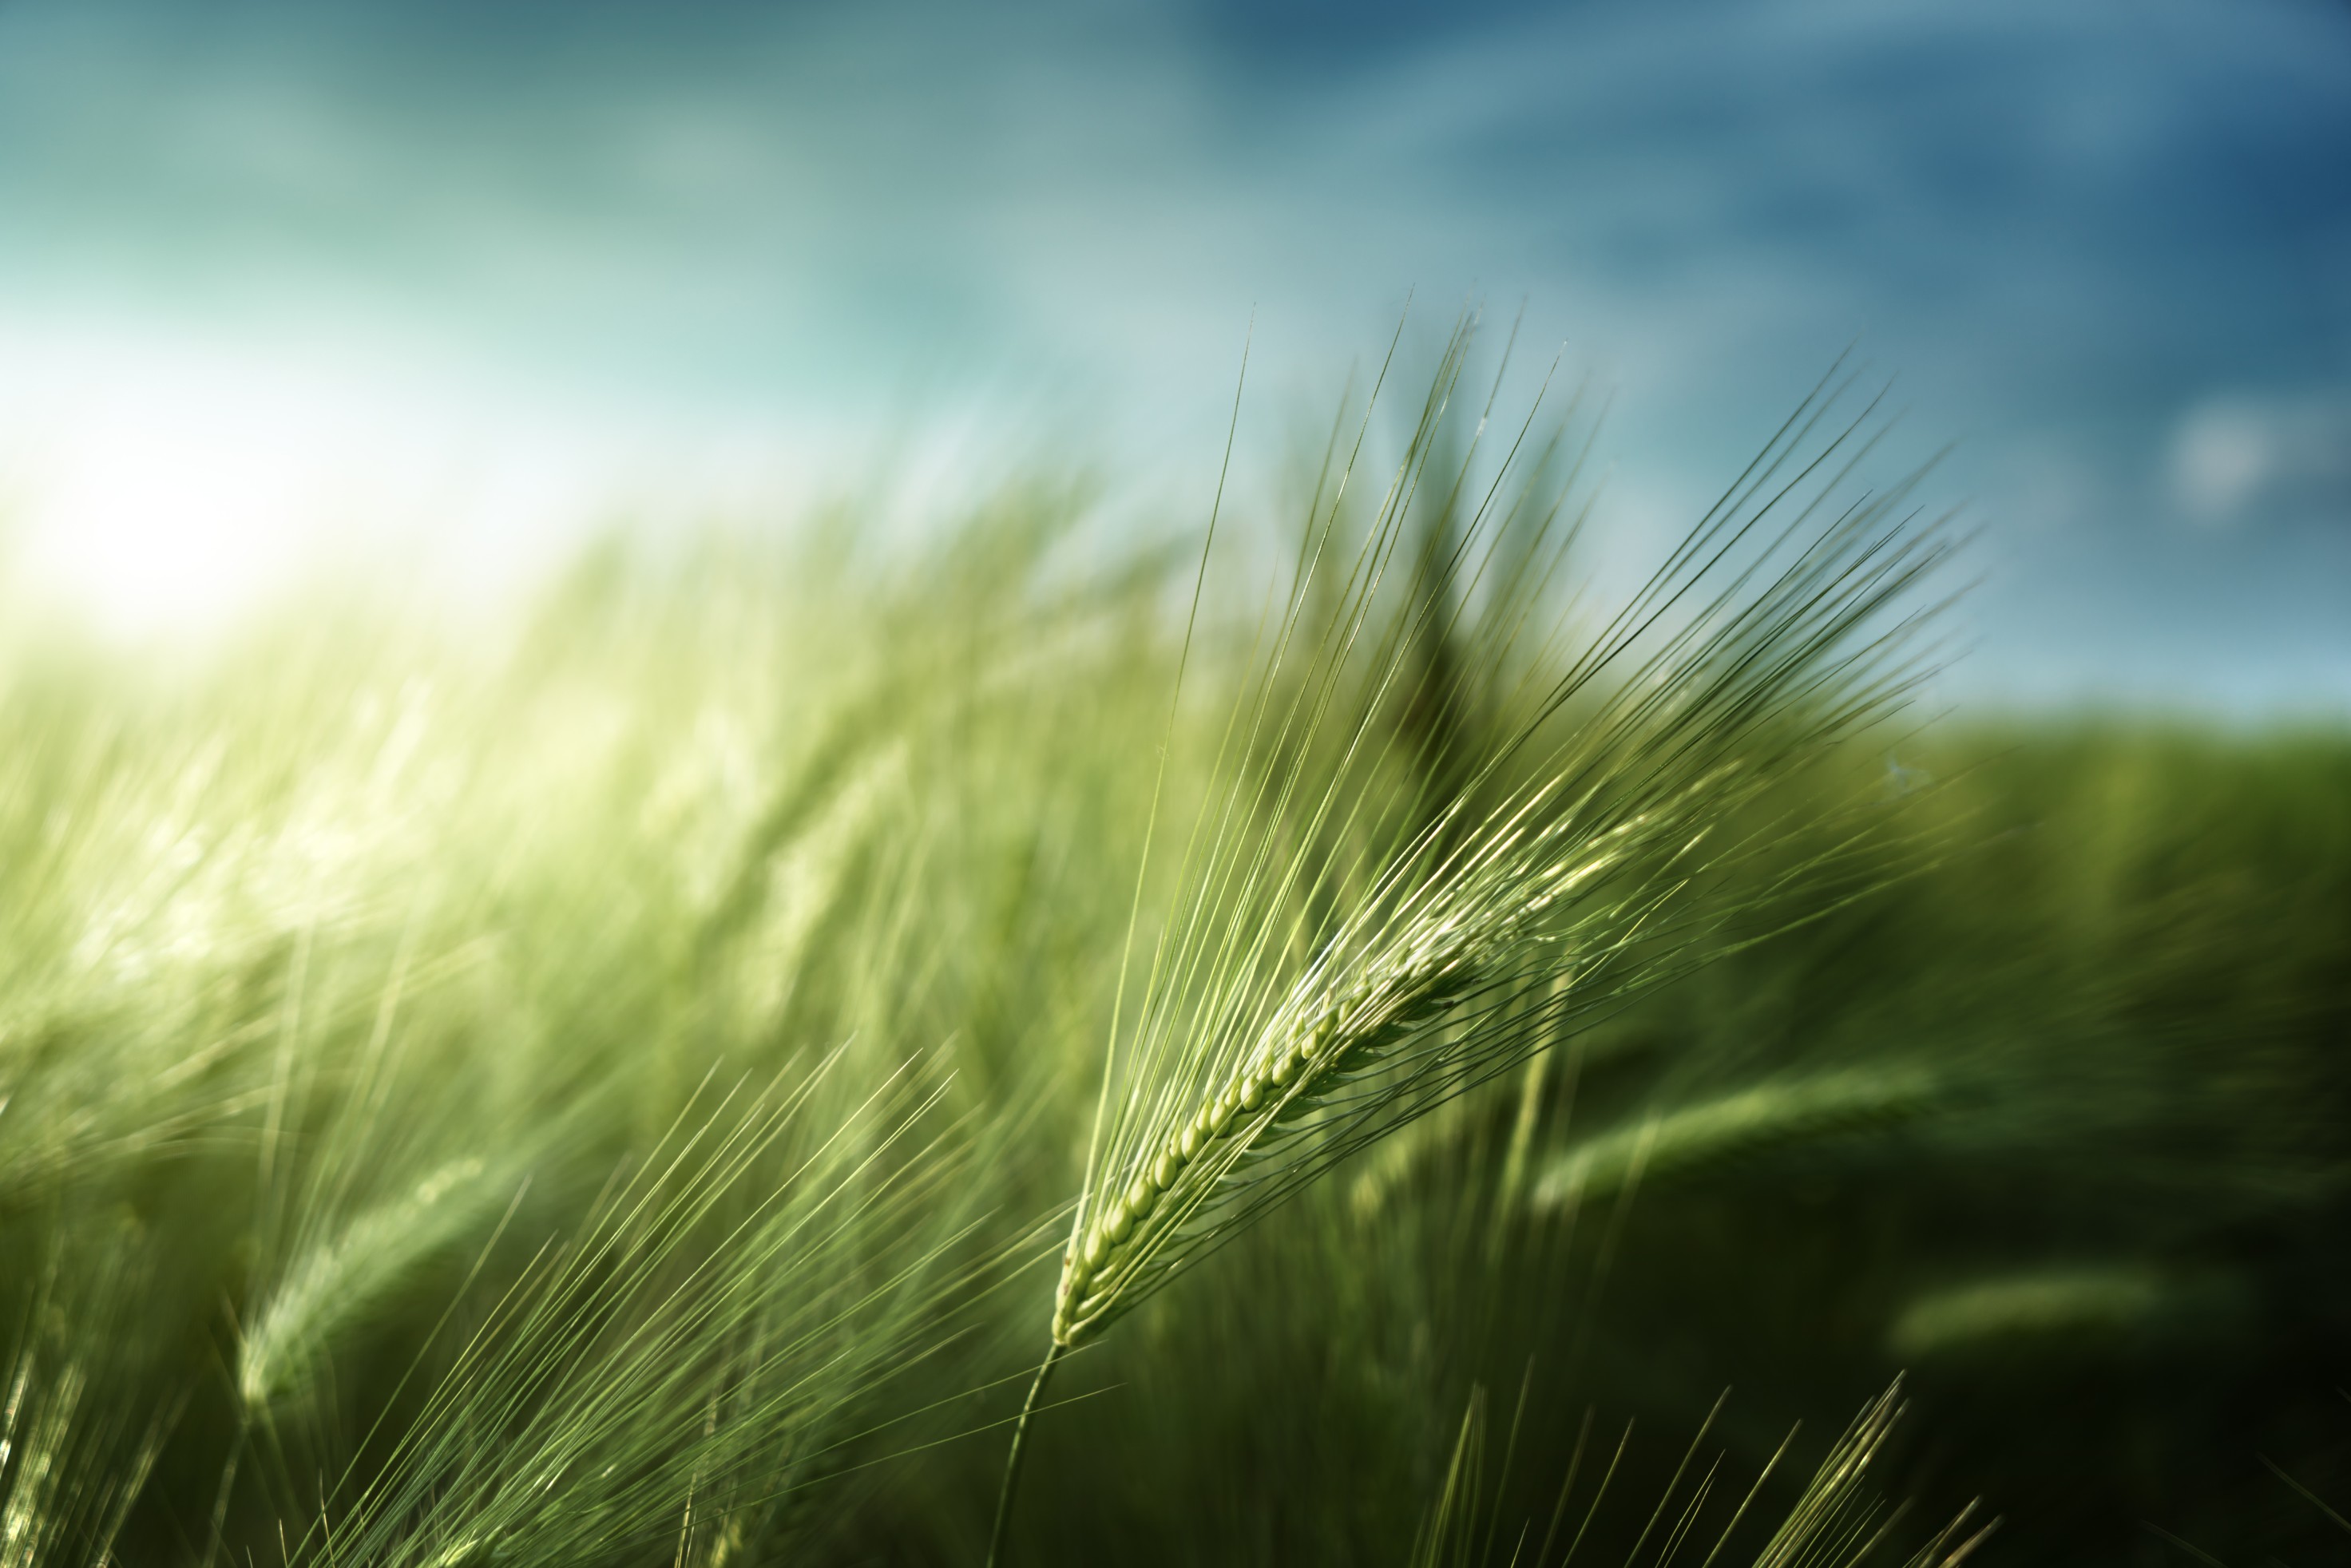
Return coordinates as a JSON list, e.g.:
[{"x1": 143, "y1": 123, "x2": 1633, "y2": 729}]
[
  {"x1": 1409, "y1": 1379, "x2": 1989, "y2": 1568},
  {"x1": 1055, "y1": 360, "x2": 1949, "y2": 1343},
  {"x1": 1884, "y1": 1265, "x2": 2177, "y2": 1362},
  {"x1": 291, "y1": 1051, "x2": 987, "y2": 1568},
  {"x1": 237, "y1": 1154, "x2": 508, "y2": 1416},
  {"x1": 0, "y1": 1229, "x2": 170, "y2": 1568},
  {"x1": 1529, "y1": 1067, "x2": 1941, "y2": 1211},
  {"x1": 1750, "y1": 1384, "x2": 1995, "y2": 1568},
  {"x1": 986, "y1": 323, "x2": 1958, "y2": 1560}
]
